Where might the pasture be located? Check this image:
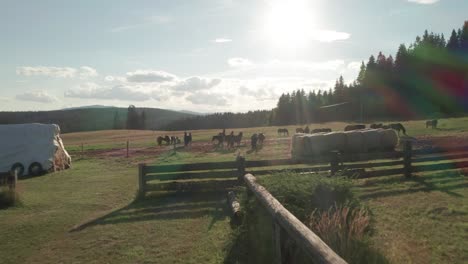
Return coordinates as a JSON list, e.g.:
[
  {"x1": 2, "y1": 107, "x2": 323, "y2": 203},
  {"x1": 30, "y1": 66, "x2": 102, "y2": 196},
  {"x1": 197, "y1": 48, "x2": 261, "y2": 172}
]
[{"x1": 0, "y1": 117, "x2": 467, "y2": 263}]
